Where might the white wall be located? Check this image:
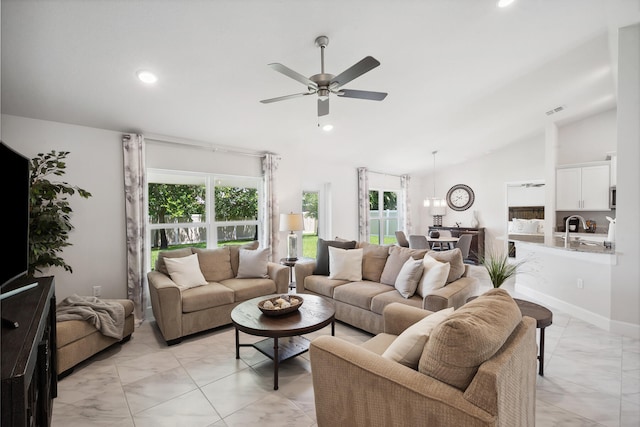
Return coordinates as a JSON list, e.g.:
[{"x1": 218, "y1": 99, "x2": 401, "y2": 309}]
[
  {"x1": 557, "y1": 108, "x2": 617, "y2": 165},
  {"x1": 2, "y1": 114, "x2": 128, "y2": 301}
]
